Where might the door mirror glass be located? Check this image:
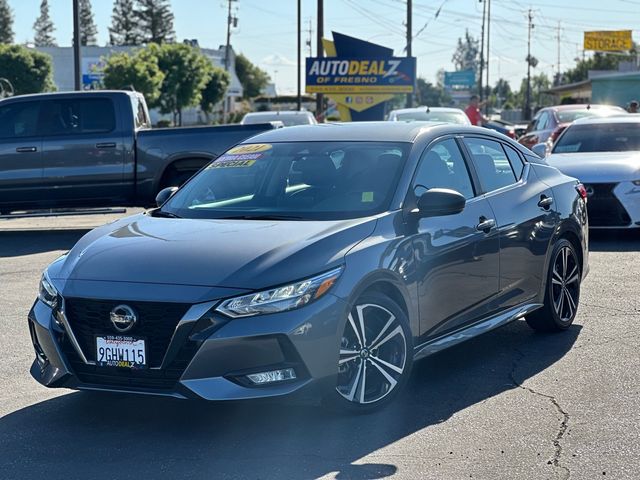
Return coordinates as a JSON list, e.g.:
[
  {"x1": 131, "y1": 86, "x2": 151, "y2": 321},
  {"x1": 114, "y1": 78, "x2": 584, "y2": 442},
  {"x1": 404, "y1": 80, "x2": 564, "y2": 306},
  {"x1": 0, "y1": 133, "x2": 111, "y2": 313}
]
[
  {"x1": 531, "y1": 143, "x2": 547, "y2": 158},
  {"x1": 156, "y1": 186, "x2": 179, "y2": 207},
  {"x1": 416, "y1": 188, "x2": 466, "y2": 218}
]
